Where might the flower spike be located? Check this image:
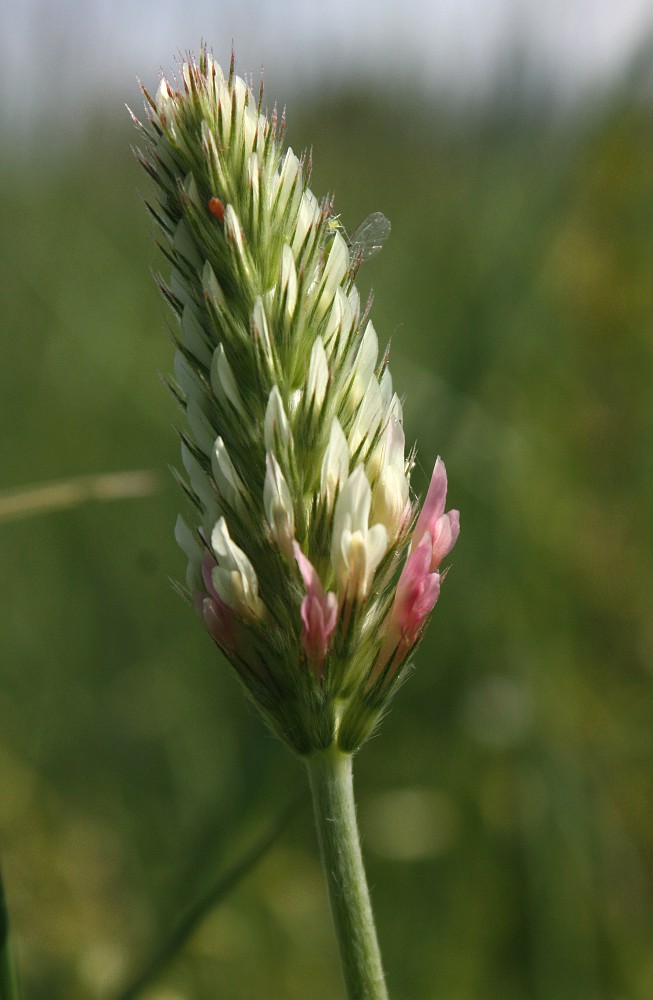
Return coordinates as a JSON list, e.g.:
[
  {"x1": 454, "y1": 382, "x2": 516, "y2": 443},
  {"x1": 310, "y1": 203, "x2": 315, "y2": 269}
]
[{"x1": 134, "y1": 49, "x2": 458, "y2": 754}]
